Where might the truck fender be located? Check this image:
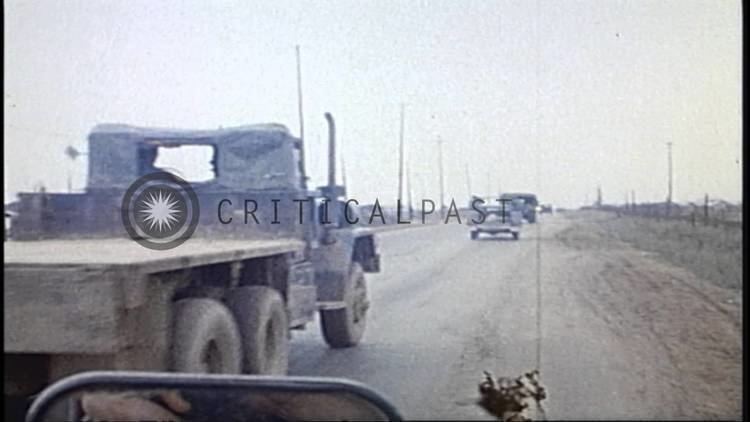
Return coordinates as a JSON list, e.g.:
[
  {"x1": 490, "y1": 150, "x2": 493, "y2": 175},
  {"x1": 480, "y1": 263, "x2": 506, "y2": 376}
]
[{"x1": 311, "y1": 228, "x2": 379, "y2": 302}]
